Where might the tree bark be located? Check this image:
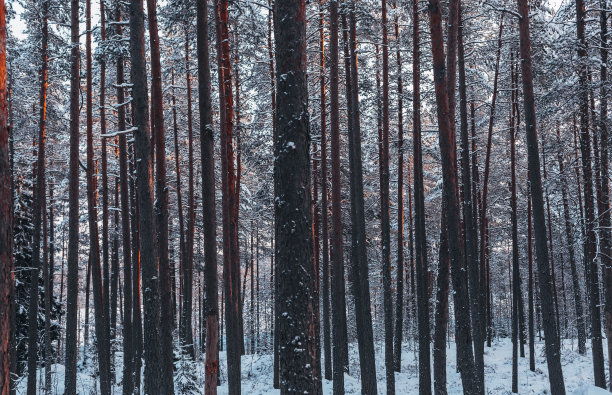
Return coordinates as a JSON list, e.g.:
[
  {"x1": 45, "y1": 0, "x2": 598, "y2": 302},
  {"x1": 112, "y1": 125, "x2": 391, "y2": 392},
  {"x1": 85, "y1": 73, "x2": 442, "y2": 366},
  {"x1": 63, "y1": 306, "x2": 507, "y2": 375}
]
[
  {"x1": 26, "y1": 2, "x2": 49, "y2": 391},
  {"x1": 274, "y1": 0, "x2": 319, "y2": 392},
  {"x1": 597, "y1": 1, "x2": 612, "y2": 388},
  {"x1": 145, "y1": 0, "x2": 175, "y2": 391},
  {"x1": 85, "y1": 1, "x2": 112, "y2": 390},
  {"x1": 319, "y1": 0, "x2": 332, "y2": 382},
  {"x1": 197, "y1": 0, "x2": 219, "y2": 391},
  {"x1": 64, "y1": 0, "x2": 81, "y2": 390},
  {"x1": 214, "y1": 0, "x2": 241, "y2": 392},
  {"x1": 575, "y1": 0, "x2": 606, "y2": 387},
  {"x1": 0, "y1": 3, "x2": 10, "y2": 394},
  {"x1": 114, "y1": 3, "x2": 134, "y2": 390},
  {"x1": 413, "y1": 0, "x2": 431, "y2": 391},
  {"x1": 516, "y1": 0, "x2": 566, "y2": 392},
  {"x1": 458, "y1": 5, "x2": 484, "y2": 389},
  {"x1": 329, "y1": 2, "x2": 347, "y2": 393},
  {"x1": 129, "y1": 0, "x2": 161, "y2": 392},
  {"x1": 393, "y1": 2, "x2": 405, "y2": 373},
  {"x1": 343, "y1": 4, "x2": 378, "y2": 394},
  {"x1": 427, "y1": 0, "x2": 479, "y2": 392}
]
